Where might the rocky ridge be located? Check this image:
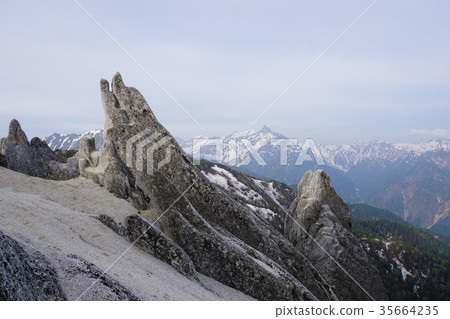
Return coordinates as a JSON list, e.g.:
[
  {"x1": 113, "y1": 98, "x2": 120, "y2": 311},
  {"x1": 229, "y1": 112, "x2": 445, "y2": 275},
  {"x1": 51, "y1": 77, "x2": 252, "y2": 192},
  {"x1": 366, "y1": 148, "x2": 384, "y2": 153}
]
[
  {"x1": 0, "y1": 72, "x2": 388, "y2": 300},
  {"x1": 74, "y1": 72, "x2": 338, "y2": 300}
]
